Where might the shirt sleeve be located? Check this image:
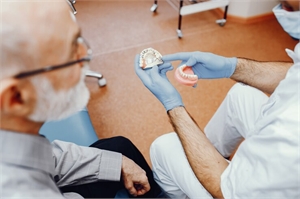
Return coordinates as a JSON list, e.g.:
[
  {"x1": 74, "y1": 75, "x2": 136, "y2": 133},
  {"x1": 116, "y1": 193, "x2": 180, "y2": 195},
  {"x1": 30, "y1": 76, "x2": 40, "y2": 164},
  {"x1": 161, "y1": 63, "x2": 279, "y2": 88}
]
[{"x1": 52, "y1": 140, "x2": 122, "y2": 187}]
